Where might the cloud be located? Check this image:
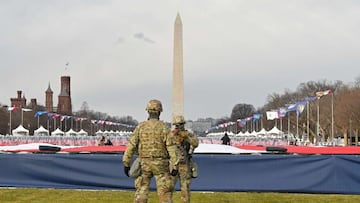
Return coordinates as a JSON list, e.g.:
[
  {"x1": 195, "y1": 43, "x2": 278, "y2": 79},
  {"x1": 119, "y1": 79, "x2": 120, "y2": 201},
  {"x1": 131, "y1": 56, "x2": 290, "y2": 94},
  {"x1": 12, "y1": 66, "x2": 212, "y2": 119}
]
[
  {"x1": 133, "y1": 32, "x2": 155, "y2": 43},
  {"x1": 133, "y1": 32, "x2": 144, "y2": 39},
  {"x1": 143, "y1": 37, "x2": 155, "y2": 44},
  {"x1": 115, "y1": 37, "x2": 125, "y2": 44}
]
